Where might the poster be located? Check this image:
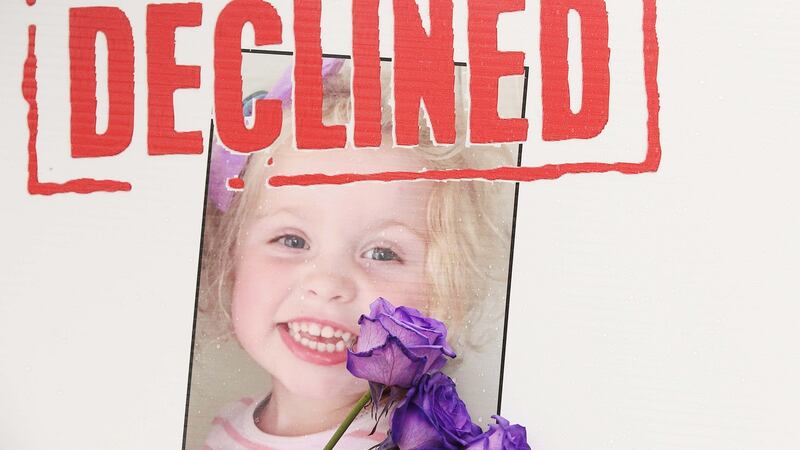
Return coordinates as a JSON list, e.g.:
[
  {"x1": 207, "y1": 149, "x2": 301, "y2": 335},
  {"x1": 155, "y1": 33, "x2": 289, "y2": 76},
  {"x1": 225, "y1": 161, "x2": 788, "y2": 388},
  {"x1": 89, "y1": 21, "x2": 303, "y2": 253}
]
[{"x1": 1, "y1": 1, "x2": 799, "y2": 449}]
